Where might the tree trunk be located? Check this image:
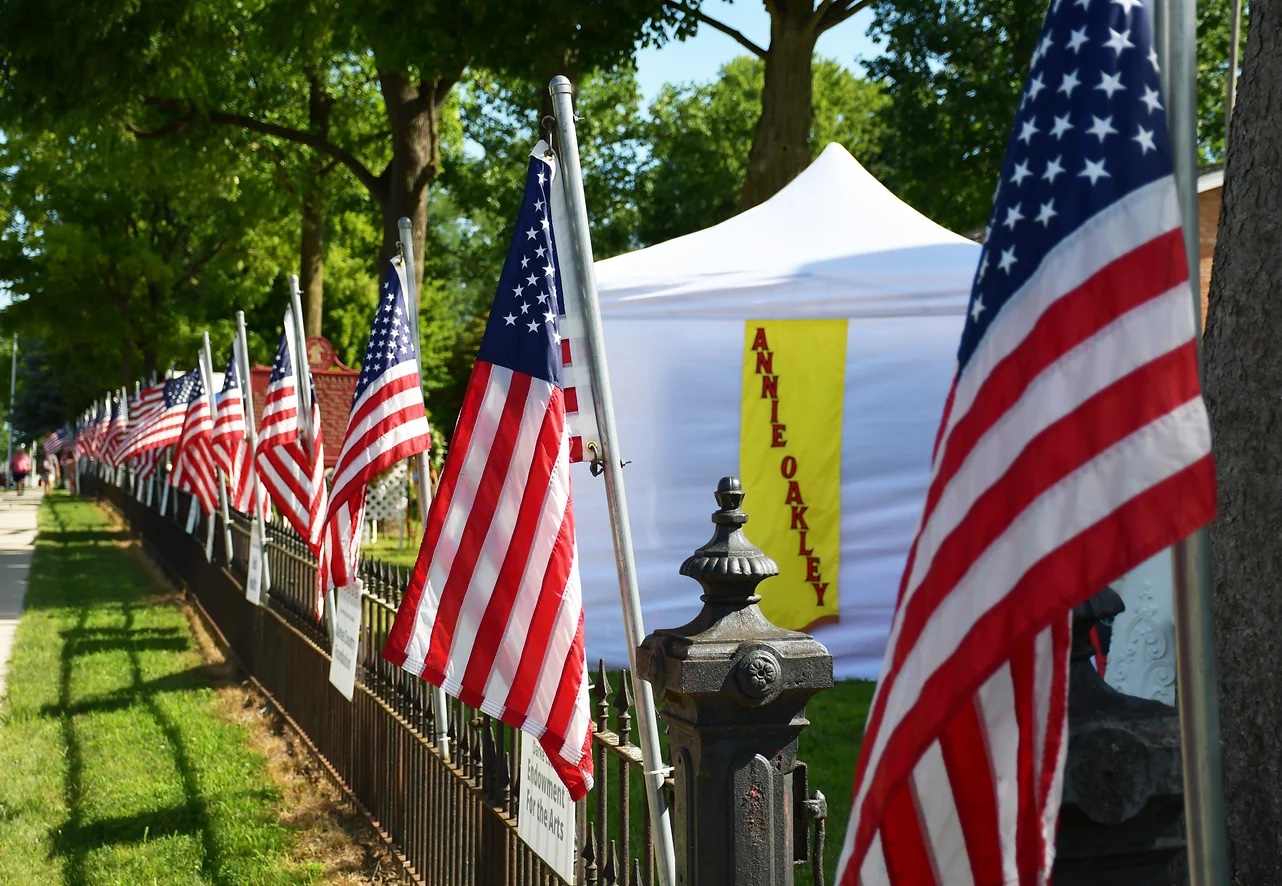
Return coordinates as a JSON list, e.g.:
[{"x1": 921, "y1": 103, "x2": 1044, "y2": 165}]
[
  {"x1": 1203, "y1": 0, "x2": 1282, "y2": 879},
  {"x1": 738, "y1": 3, "x2": 817, "y2": 211},
  {"x1": 299, "y1": 75, "x2": 330, "y2": 338},
  {"x1": 300, "y1": 178, "x2": 325, "y2": 337},
  {"x1": 378, "y1": 71, "x2": 455, "y2": 293}
]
